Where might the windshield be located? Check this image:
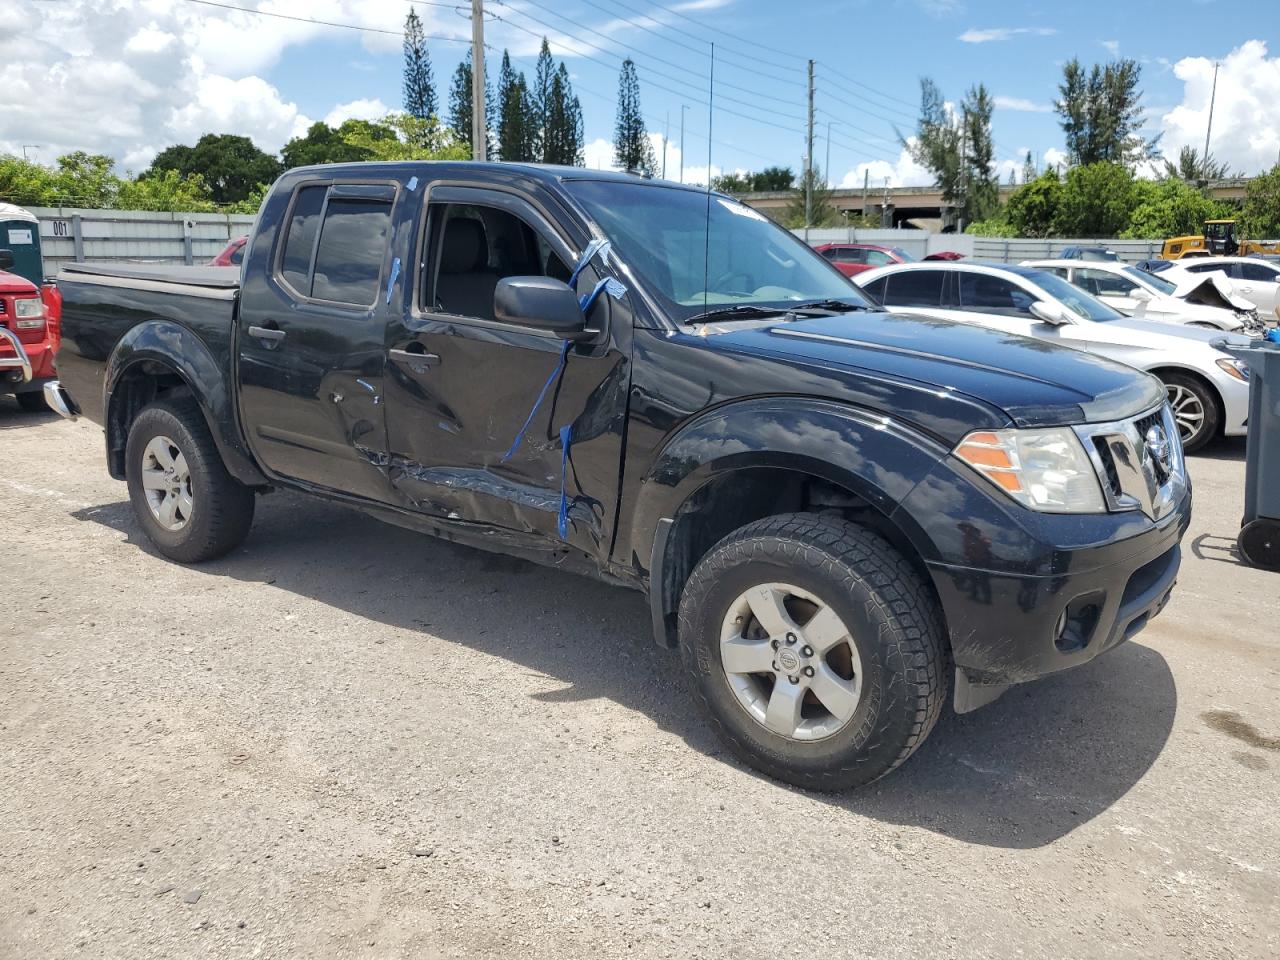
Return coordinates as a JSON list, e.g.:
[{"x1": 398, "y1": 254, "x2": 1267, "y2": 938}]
[
  {"x1": 1124, "y1": 265, "x2": 1175, "y2": 294},
  {"x1": 564, "y1": 180, "x2": 873, "y2": 321},
  {"x1": 1025, "y1": 269, "x2": 1126, "y2": 322}
]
